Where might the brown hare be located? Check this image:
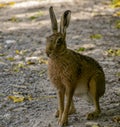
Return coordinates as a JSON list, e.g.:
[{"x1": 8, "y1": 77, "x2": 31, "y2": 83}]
[{"x1": 46, "y1": 6, "x2": 105, "y2": 126}]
